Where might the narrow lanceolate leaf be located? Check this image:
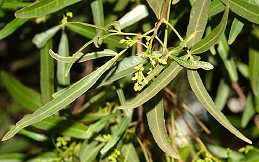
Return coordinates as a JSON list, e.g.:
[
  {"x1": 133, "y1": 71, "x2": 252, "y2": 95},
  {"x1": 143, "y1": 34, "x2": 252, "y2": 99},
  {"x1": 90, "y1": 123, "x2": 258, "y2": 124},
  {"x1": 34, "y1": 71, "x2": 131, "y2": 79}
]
[
  {"x1": 1, "y1": 55, "x2": 119, "y2": 141},
  {"x1": 187, "y1": 70, "x2": 252, "y2": 144},
  {"x1": 217, "y1": 34, "x2": 238, "y2": 82},
  {"x1": 1, "y1": 71, "x2": 41, "y2": 111},
  {"x1": 214, "y1": 78, "x2": 230, "y2": 111},
  {"x1": 190, "y1": 6, "x2": 229, "y2": 54},
  {"x1": 15, "y1": 0, "x2": 81, "y2": 18},
  {"x1": 50, "y1": 49, "x2": 117, "y2": 63},
  {"x1": 249, "y1": 25, "x2": 259, "y2": 96},
  {"x1": 121, "y1": 143, "x2": 140, "y2": 162},
  {"x1": 118, "y1": 5, "x2": 149, "y2": 30},
  {"x1": 241, "y1": 93, "x2": 255, "y2": 128},
  {"x1": 186, "y1": 0, "x2": 211, "y2": 49},
  {"x1": 146, "y1": 92, "x2": 180, "y2": 158},
  {"x1": 0, "y1": 18, "x2": 29, "y2": 40},
  {"x1": 228, "y1": 18, "x2": 244, "y2": 44},
  {"x1": 79, "y1": 141, "x2": 105, "y2": 162},
  {"x1": 65, "y1": 22, "x2": 124, "y2": 48},
  {"x1": 32, "y1": 25, "x2": 61, "y2": 48},
  {"x1": 57, "y1": 31, "x2": 70, "y2": 91},
  {"x1": 32, "y1": 116, "x2": 90, "y2": 139},
  {"x1": 118, "y1": 61, "x2": 183, "y2": 109},
  {"x1": 209, "y1": 0, "x2": 225, "y2": 17},
  {"x1": 221, "y1": 0, "x2": 259, "y2": 25},
  {"x1": 100, "y1": 117, "x2": 129, "y2": 155},
  {"x1": 91, "y1": 0, "x2": 104, "y2": 46},
  {"x1": 146, "y1": 0, "x2": 165, "y2": 19},
  {"x1": 40, "y1": 40, "x2": 54, "y2": 105}
]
